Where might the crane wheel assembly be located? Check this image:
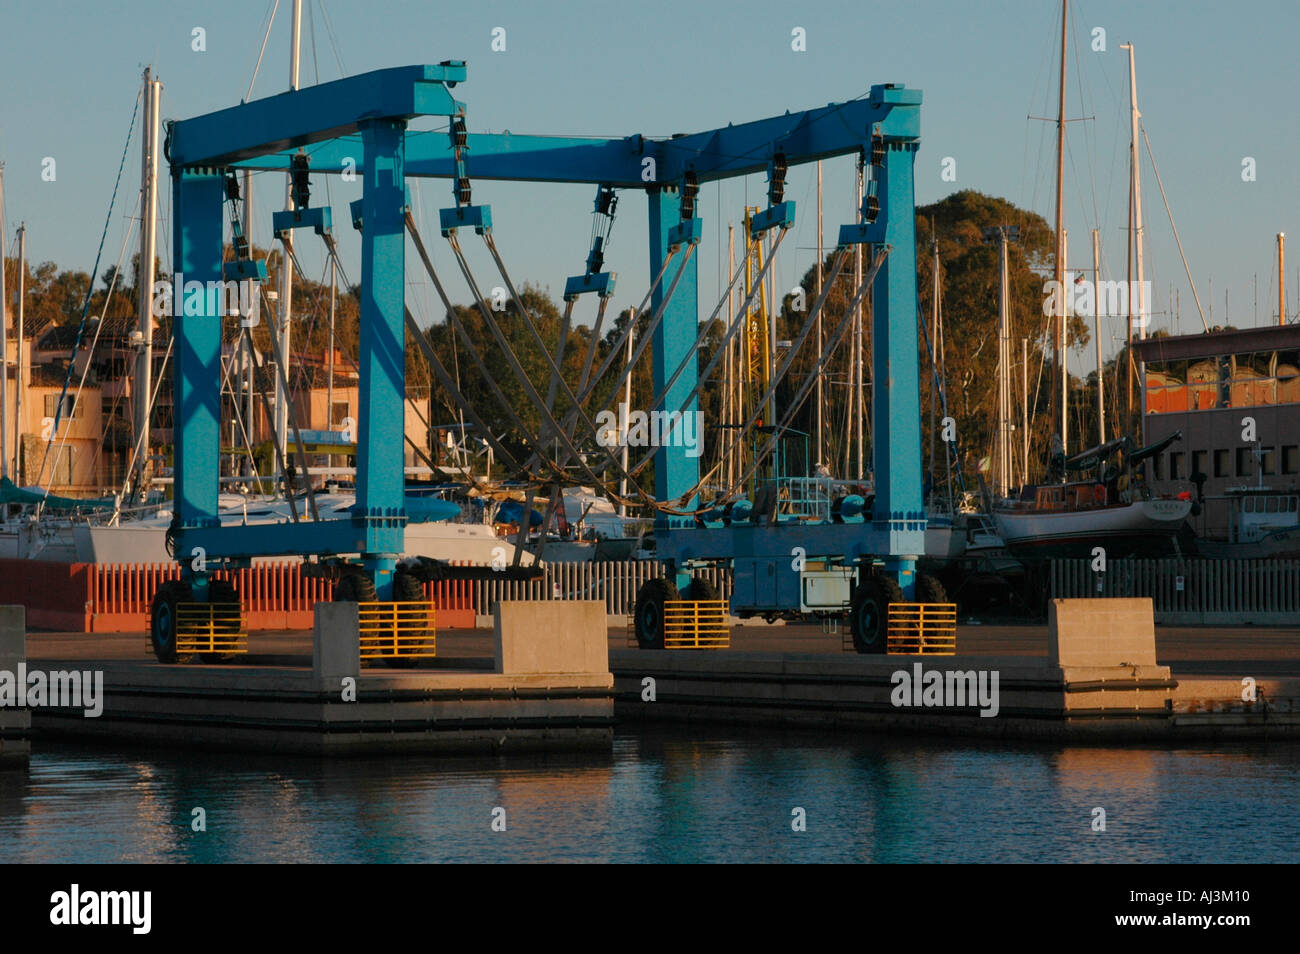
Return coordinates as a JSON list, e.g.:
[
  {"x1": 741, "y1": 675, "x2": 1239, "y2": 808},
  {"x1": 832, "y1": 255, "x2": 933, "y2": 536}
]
[
  {"x1": 634, "y1": 577, "x2": 680, "y2": 650},
  {"x1": 849, "y1": 574, "x2": 903, "y2": 654}
]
